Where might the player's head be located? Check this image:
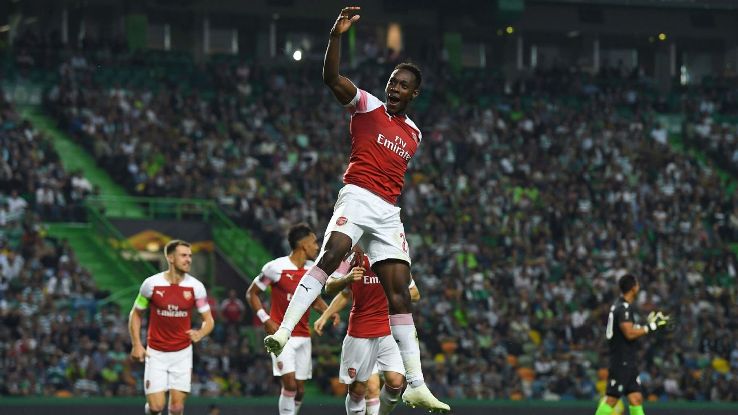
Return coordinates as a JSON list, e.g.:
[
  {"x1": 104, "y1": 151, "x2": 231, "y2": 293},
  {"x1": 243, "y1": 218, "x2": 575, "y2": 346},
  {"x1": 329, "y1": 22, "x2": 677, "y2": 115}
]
[
  {"x1": 618, "y1": 273, "x2": 639, "y2": 296},
  {"x1": 288, "y1": 222, "x2": 319, "y2": 260},
  {"x1": 385, "y1": 62, "x2": 421, "y2": 115},
  {"x1": 165, "y1": 239, "x2": 192, "y2": 274}
]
